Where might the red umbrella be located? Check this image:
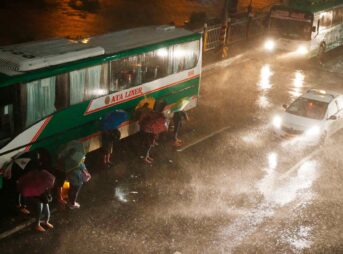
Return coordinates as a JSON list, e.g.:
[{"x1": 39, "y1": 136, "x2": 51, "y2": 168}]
[
  {"x1": 139, "y1": 112, "x2": 168, "y2": 135},
  {"x1": 17, "y1": 170, "x2": 55, "y2": 197}
]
